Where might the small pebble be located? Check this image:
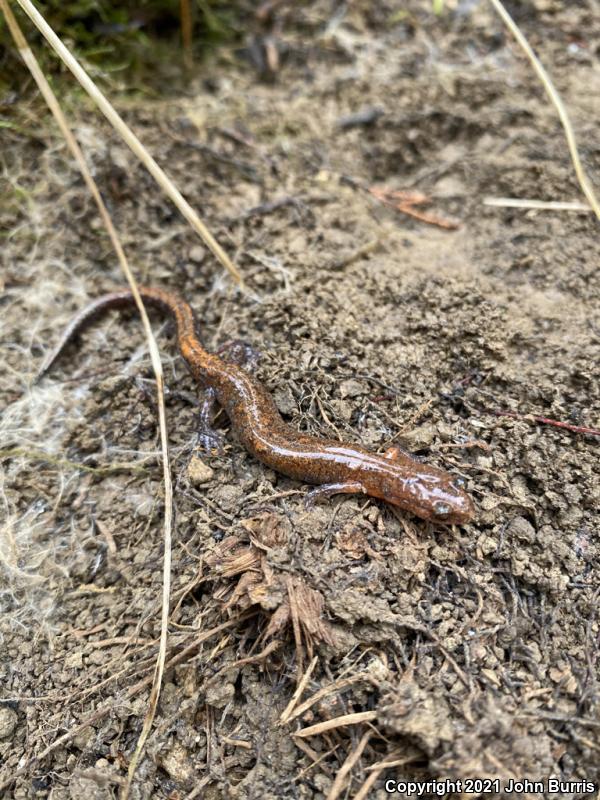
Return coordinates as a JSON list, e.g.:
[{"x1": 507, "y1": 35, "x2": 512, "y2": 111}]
[
  {"x1": 187, "y1": 456, "x2": 214, "y2": 485},
  {"x1": 339, "y1": 379, "x2": 364, "y2": 399},
  {"x1": 0, "y1": 707, "x2": 17, "y2": 739},
  {"x1": 160, "y1": 741, "x2": 194, "y2": 783},
  {"x1": 189, "y1": 245, "x2": 206, "y2": 264}
]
